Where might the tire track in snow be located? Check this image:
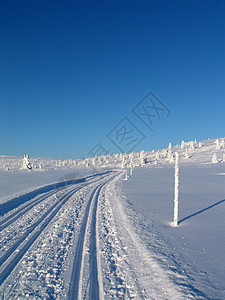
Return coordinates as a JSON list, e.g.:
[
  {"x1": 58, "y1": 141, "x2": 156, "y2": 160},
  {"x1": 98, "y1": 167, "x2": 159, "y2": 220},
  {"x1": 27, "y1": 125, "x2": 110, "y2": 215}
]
[{"x1": 68, "y1": 172, "x2": 120, "y2": 300}]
